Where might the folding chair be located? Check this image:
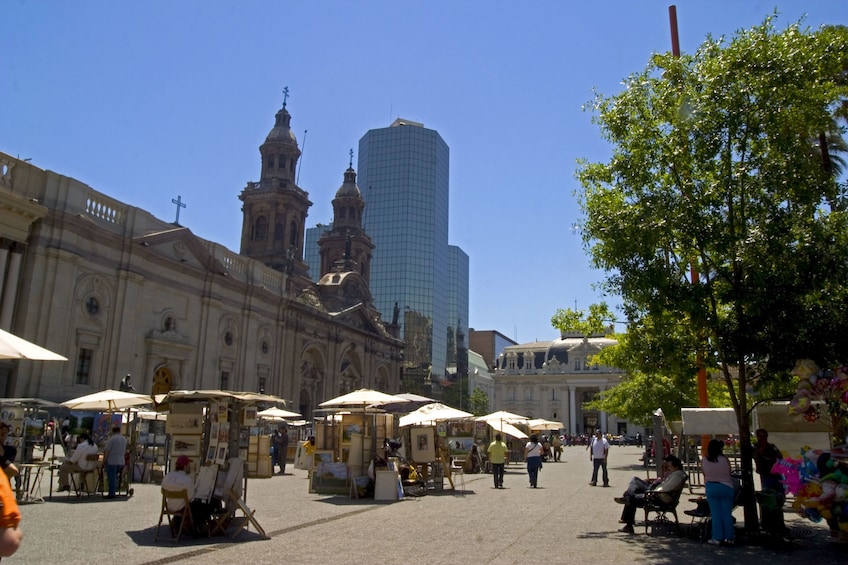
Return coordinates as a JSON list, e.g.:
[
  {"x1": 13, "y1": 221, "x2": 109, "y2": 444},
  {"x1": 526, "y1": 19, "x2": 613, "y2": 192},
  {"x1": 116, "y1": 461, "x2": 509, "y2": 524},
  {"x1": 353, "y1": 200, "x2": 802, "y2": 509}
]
[
  {"x1": 450, "y1": 459, "x2": 466, "y2": 495},
  {"x1": 70, "y1": 454, "x2": 102, "y2": 497},
  {"x1": 155, "y1": 489, "x2": 194, "y2": 543}
]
